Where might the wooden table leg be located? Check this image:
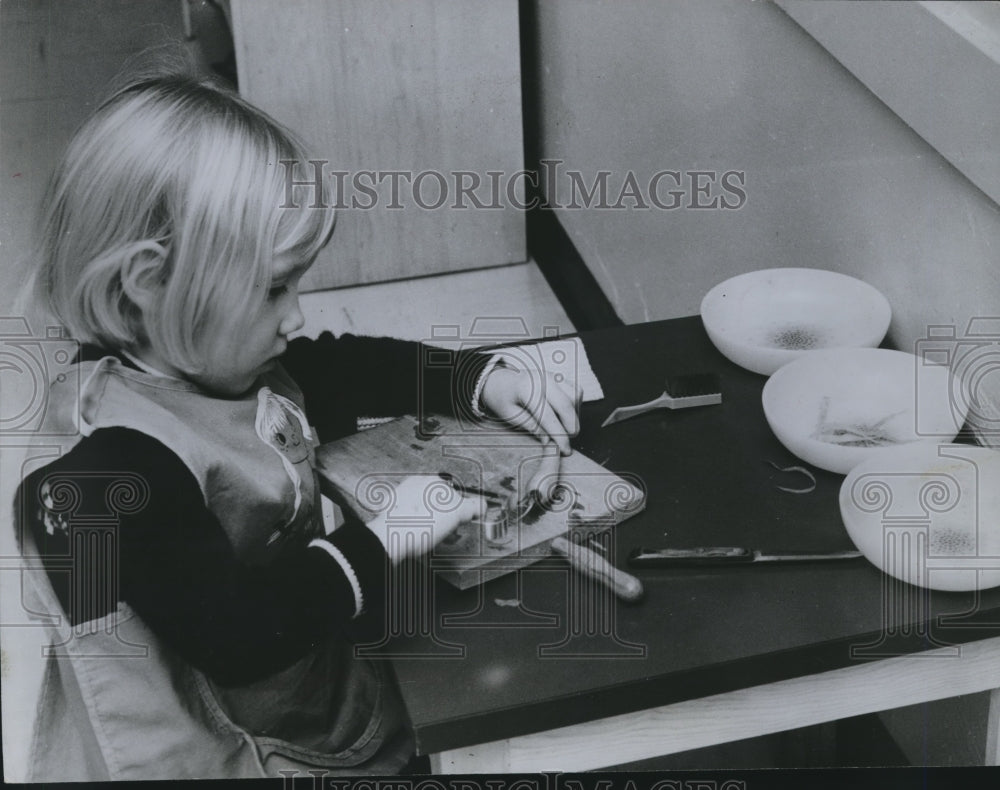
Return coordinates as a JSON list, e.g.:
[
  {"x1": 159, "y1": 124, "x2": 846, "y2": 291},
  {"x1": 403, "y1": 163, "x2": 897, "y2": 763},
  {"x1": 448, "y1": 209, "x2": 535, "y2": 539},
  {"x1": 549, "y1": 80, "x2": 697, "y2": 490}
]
[{"x1": 987, "y1": 688, "x2": 1000, "y2": 766}]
